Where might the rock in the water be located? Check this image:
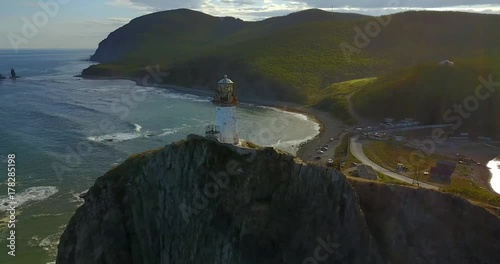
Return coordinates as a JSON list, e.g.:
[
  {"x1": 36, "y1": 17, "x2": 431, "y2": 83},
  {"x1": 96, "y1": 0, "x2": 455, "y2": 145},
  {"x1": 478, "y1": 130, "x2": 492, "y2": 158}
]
[{"x1": 57, "y1": 135, "x2": 500, "y2": 264}]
